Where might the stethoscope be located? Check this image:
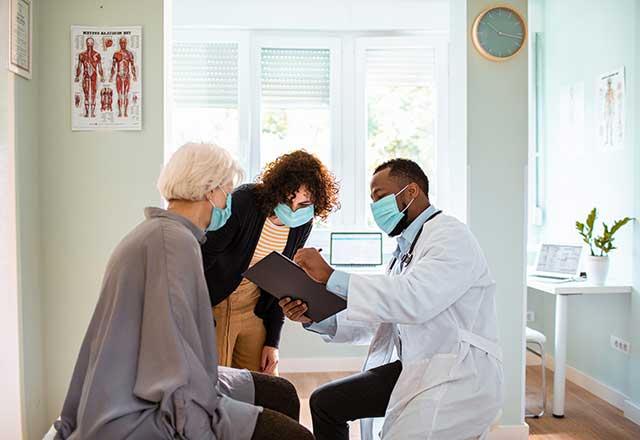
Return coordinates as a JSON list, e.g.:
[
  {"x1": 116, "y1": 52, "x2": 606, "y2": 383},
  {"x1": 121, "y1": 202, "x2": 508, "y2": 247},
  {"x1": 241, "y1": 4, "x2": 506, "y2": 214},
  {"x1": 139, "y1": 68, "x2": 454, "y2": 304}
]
[{"x1": 389, "y1": 210, "x2": 442, "y2": 272}]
